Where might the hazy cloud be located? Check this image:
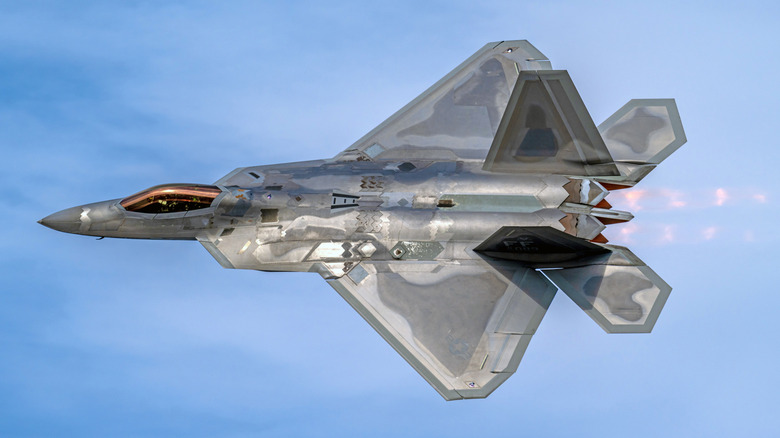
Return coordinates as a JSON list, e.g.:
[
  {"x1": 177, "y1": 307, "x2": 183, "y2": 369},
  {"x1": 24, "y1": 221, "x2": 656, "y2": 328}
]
[{"x1": 715, "y1": 188, "x2": 729, "y2": 206}]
